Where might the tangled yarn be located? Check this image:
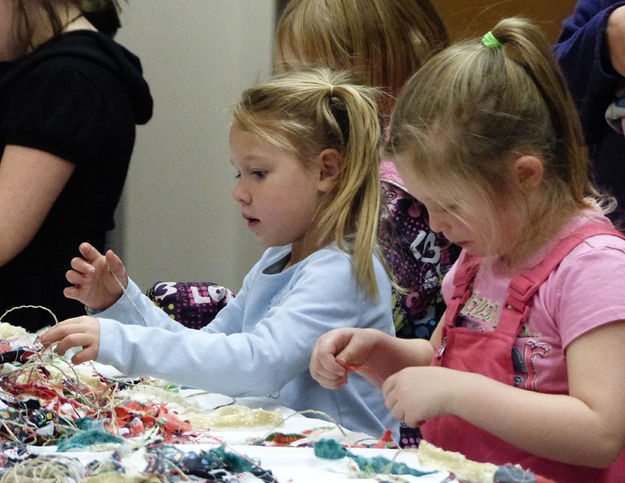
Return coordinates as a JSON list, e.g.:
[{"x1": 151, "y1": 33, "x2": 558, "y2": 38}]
[{"x1": 314, "y1": 438, "x2": 434, "y2": 477}]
